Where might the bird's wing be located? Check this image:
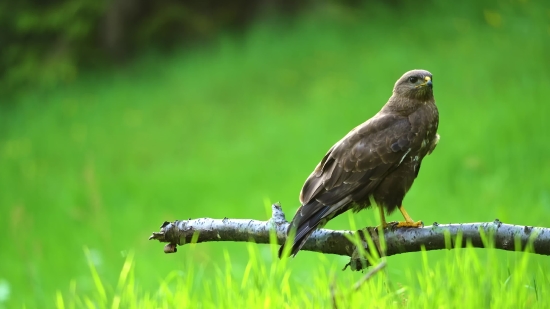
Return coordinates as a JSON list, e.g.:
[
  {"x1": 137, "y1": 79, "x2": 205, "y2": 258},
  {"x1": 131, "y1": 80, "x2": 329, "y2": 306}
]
[
  {"x1": 299, "y1": 112, "x2": 417, "y2": 208},
  {"x1": 280, "y1": 112, "x2": 422, "y2": 257}
]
